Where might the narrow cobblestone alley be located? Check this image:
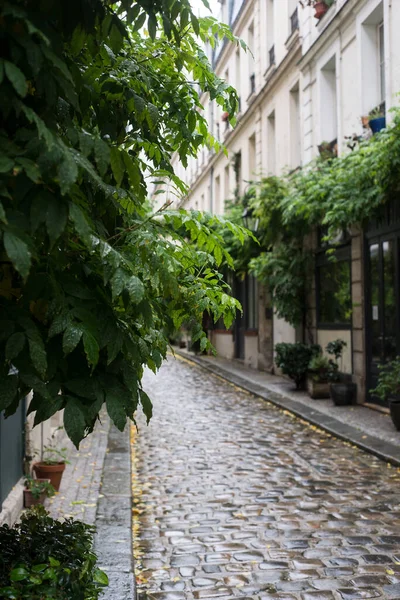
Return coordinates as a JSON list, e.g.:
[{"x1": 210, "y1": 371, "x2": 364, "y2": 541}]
[{"x1": 132, "y1": 356, "x2": 400, "y2": 600}]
